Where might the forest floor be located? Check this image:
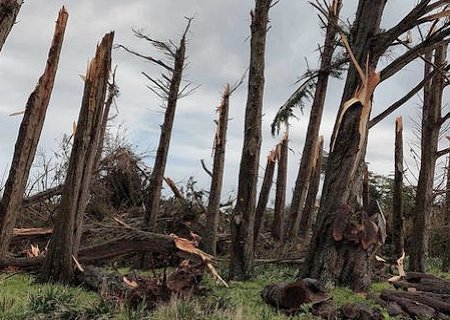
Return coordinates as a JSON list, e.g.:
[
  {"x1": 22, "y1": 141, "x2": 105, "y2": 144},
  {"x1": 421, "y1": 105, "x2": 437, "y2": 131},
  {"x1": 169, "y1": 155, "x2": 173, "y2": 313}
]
[{"x1": 1, "y1": 261, "x2": 449, "y2": 320}]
